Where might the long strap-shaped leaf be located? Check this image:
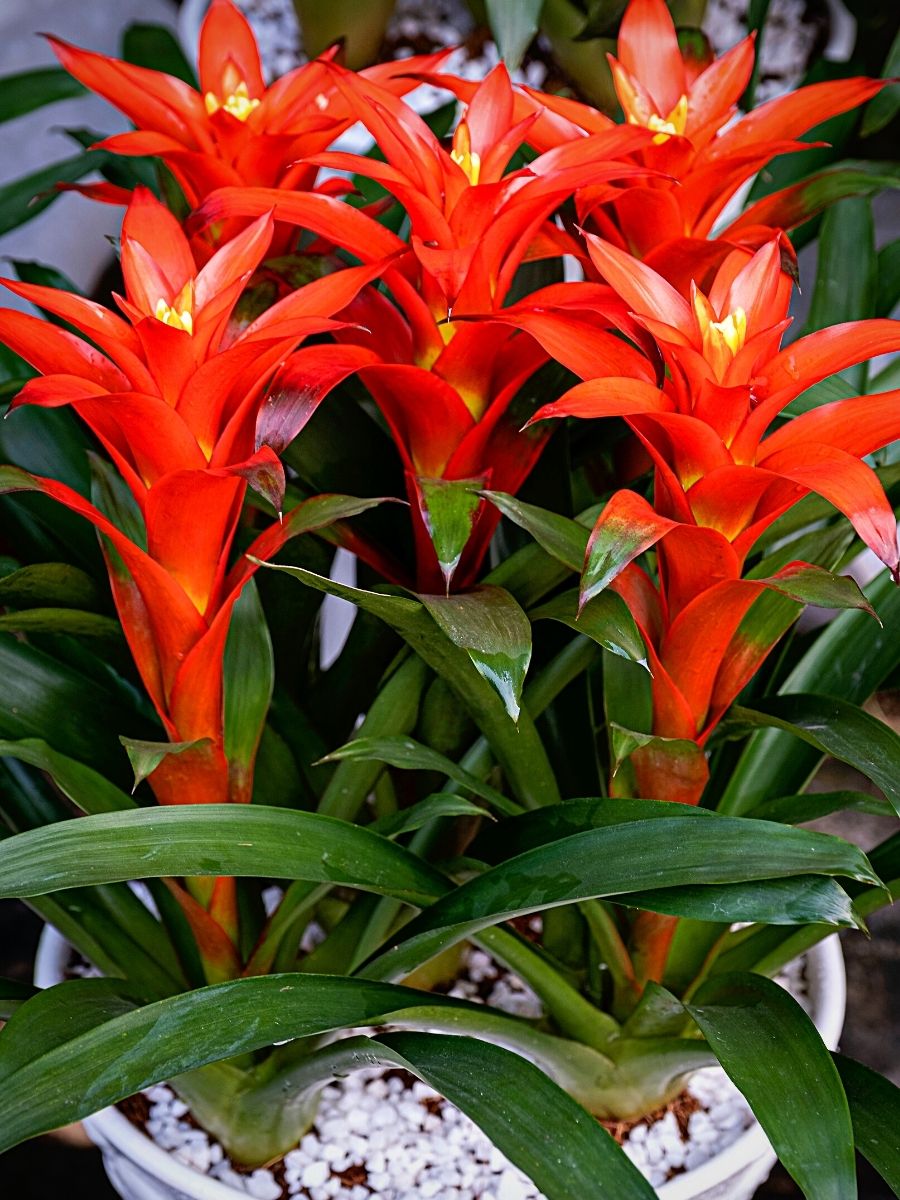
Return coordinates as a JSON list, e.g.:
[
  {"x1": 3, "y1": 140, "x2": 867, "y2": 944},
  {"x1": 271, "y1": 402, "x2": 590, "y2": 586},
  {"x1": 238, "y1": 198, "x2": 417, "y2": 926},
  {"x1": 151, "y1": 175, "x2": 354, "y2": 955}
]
[
  {"x1": 686, "y1": 972, "x2": 856, "y2": 1200},
  {"x1": 833, "y1": 1053, "x2": 900, "y2": 1193},
  {"x1": 0, "y1": 805, "x2": 449, "y2": 904},
  {"x1": 359, "y1": 815, "x2": 876, "y2": 981},
  {"x1": 0, "y1": 976, "x2": 656, "y2": 1198},
  {"x1": 719, "y1": 572, "x2": 900, "y2": 814},
  {"x1": 255, "y1": 560, "x2": 561, "y2": 808},
  {"x1": 312, "y1": 1032, "x2": 658, "y2": 1200},
  {"x1": 729, "y1": 694, "x2": 900, "y2": 815}
]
